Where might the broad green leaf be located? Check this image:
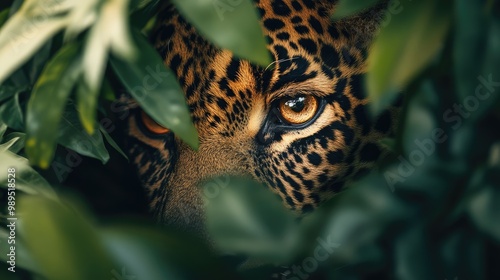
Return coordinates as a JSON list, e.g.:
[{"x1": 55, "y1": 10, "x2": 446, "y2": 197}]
[
  {"x1": 205, "y1": 177, "x2": 296, "y2": 262},
  {"x1": 101, "y1": 227, "x2": 184, "y2": 280},
  {"x1": 0, "y1": 93, "x2": 23, "y2": 130},
  {"x1": 367, "y1": 0, "x2": 452, "y2": 115},
  {"x1": 454, "y1": 0, "x2": 490, "y2": 100},
  {"x1": 110, "y1": 31, "x2": 199, "y2": 149},
  {"x1": 172, "y1": 0, "x2": 271, "y2": 67},
  {"x1": 0, "y1": 150, "x2": 57, "y2": 200},
  {"x1": 331, "y1": 0, "x2": 381, "y2": 19},
  {"x1": 101, "y1": 224, "x2": 239, "y2": 280},
  {"x1": 100, "y1": 126, "x2": 128, "y2": 160},
  {"x1": 18, "y1": 196, "x2": 116, "y2": 280},
  {"x1": 58, "y1": 105, "x2": 110, "y2": 163},
  {"x1": 26, "y1": 43, "x2": 81, "y2": 169},
  {"x1": 0, "y1": 6, "x2": 68, "y2": 83}
]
